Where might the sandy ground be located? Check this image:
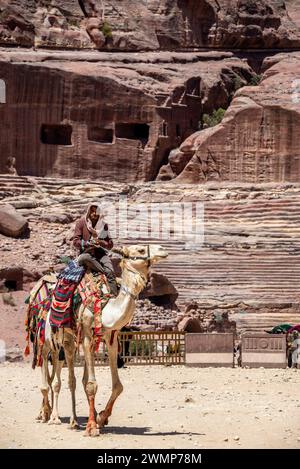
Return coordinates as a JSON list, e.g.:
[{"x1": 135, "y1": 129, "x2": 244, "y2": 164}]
[{"x1": 0, "y1": 362, "x2": 300, "y2": 449}]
